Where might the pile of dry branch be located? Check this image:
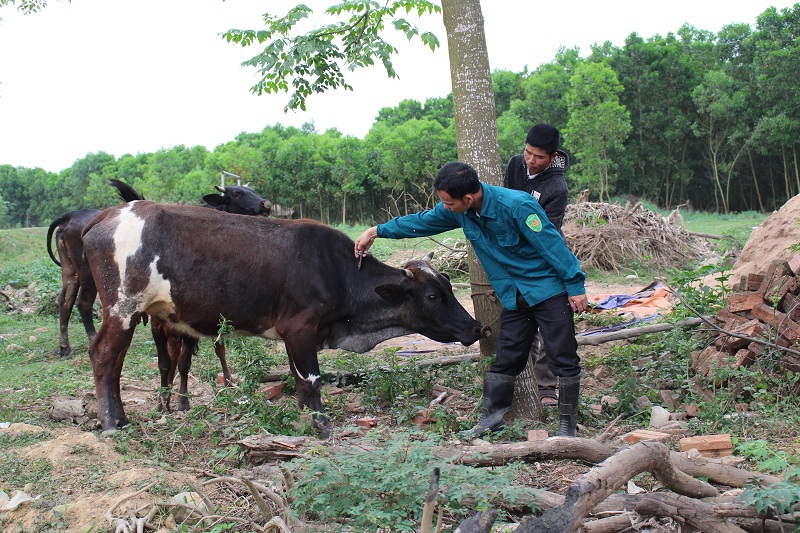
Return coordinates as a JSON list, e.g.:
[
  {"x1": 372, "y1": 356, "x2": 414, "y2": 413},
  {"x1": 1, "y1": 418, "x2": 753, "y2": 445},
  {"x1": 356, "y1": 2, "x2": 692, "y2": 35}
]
[
  {"x1": 691, "y1": 255, "x2": 800, "y2": 381},
  {"x1": 563, "y1": 202, "x2": 710, "y2": 272},
  {"x1": 238, "y1": 432, "x2": 793, "y2": 532}
]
